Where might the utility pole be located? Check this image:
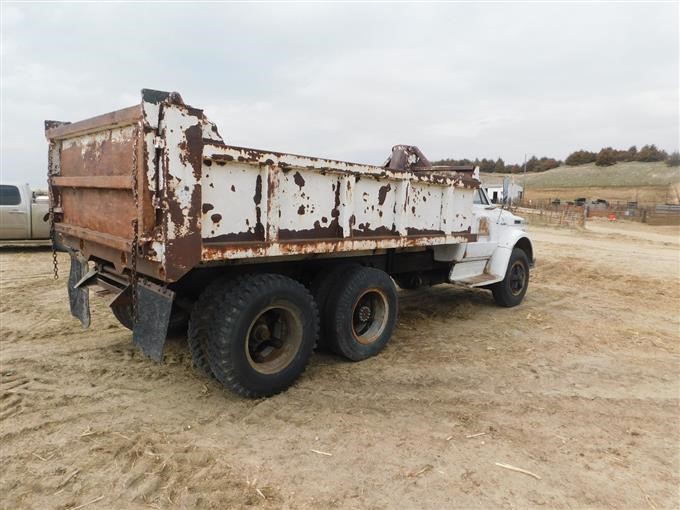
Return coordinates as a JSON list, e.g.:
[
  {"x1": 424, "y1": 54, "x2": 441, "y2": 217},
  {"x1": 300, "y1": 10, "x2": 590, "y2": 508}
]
[{"x1": 522, "y1": 152, "x2": 528, "y2": 206}]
